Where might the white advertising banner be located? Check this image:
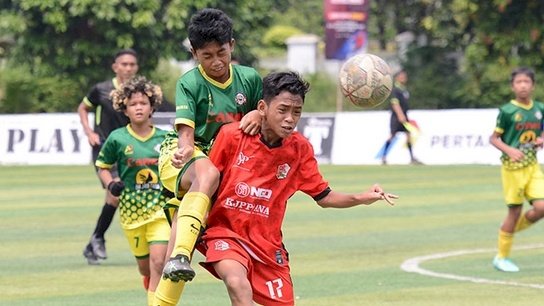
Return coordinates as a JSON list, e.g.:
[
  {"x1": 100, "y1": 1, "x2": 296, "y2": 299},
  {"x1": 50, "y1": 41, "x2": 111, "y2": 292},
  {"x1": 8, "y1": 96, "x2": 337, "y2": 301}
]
[
  {"x1": 2, "y1": 110, "x2": 542, "y2": 166},
  {"x1": 0, "y1": 113, "x2": 92, "y2": 165},
  {"x1": 332, "y1": 109, "x2": 505, "y2": 165}
]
